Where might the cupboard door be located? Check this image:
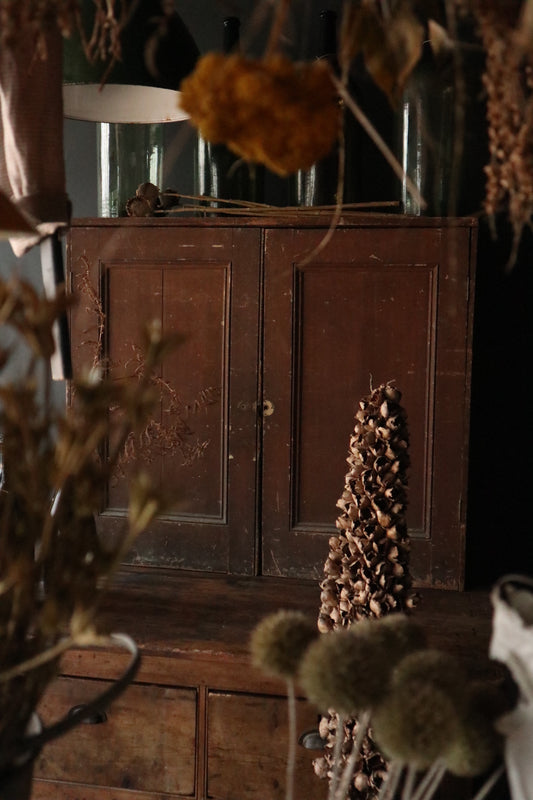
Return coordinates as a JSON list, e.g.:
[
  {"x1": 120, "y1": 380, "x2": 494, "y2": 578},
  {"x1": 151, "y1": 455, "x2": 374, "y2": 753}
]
[
  {"x1": 261, "y1": 225, "x2": 475, "y2": 589},
  {"x1": 68, "y1": 224, "x2": 261, "y2": 575},
  {"x1": 35, "y1": 677, "x2": 197, "y2": 797}
]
